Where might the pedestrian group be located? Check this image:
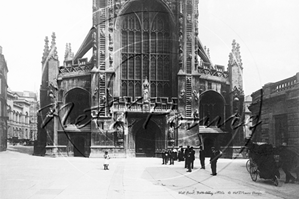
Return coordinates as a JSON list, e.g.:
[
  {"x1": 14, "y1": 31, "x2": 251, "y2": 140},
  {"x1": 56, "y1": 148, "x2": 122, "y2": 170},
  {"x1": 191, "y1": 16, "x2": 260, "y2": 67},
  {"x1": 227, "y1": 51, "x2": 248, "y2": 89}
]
[
  {"x1": 102, "y1": 146, "x2": 223, "y2": 176},
  {"x1": 162, "y1": 145, "x2": 222, "y2": 175}
]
